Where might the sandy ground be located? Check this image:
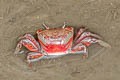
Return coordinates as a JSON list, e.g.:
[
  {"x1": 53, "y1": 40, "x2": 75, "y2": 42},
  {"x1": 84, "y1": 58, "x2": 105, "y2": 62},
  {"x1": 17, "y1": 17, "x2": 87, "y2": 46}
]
[{"x1": 0, "y1": 0, "x2": 120, "y2": 80}]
